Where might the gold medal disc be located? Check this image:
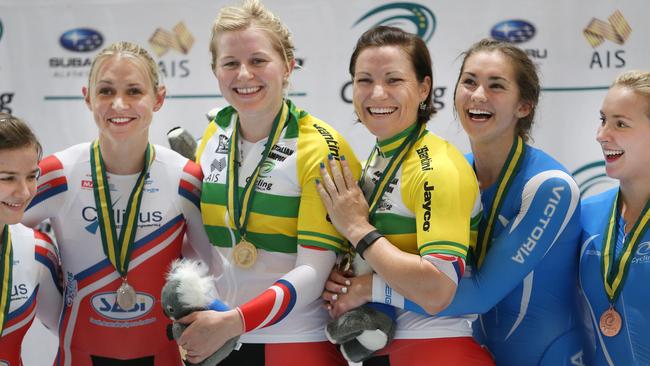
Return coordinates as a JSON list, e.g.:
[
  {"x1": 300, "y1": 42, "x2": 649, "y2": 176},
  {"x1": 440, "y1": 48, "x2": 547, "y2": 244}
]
[
  {"x1": 116, "y1": 280, "x2": 137, "y2": 310},
  {"x1": 599, "y1": 307, "x2": 622, "y2": 337},
  {"x1": 233, "y1": 240, "x2": 257, "y2": 269}
]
